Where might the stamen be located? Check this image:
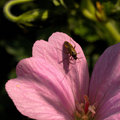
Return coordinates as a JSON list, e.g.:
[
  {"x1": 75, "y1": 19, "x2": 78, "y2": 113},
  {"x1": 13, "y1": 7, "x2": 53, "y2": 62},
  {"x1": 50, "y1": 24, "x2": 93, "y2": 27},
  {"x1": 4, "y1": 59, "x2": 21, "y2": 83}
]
[
  {"x1": 88, "y1": 105, "x2": 96, "y2": 116},
  {"x1": 75, "y1": 95, "x2": 96, "y2": 120}
]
